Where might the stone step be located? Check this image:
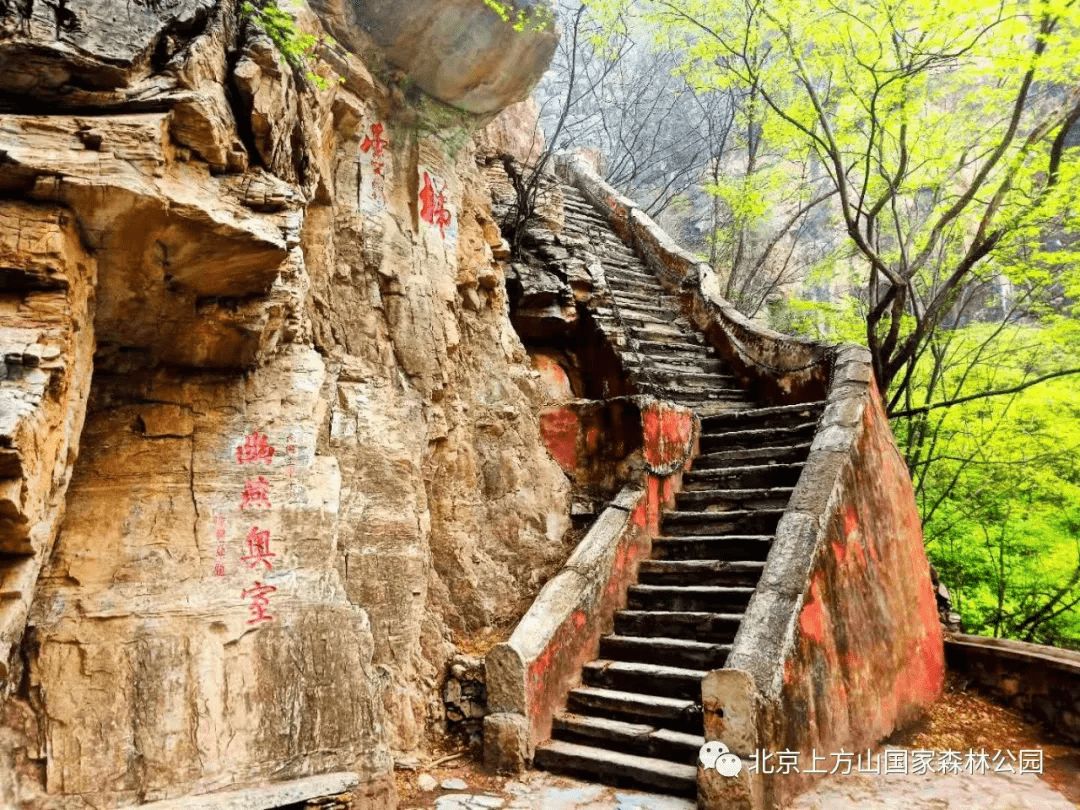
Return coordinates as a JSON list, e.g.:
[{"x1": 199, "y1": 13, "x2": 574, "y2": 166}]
[
  {"x1": 674, "y1": 487, "x2": 795, "y2": 512},
  {"x1": 600, "y1": 633, "x2": 733, "y2": 671},
  {"x1": 566, "y1": 686, "x2": 703, "y2": 733},
  {"x1": 599, "y1": 250, "x2": 647, "y2": 268},
  {"x1": 701, "y1": 401, "x2": 827, "y2": 430},
  {"x1": 651, "y1": 535, "x2": 774, "y2": 561},
  {"x1": 608, "y1": 300, "x2": 680, "y2": 319},
  {"x1": 699, "y1": 422, "x2": 818, "y2": 453},
  {"x1": 640, "y1": 372, "x2": 742, "y2": 391},
  {"x1": 615, "y1": 610, "x2": 744, "y2": 643},
  {"x1": 594, "y1": 315, "x2": 687, "y2": 340},
  {"x1": 561, "y1": 217, "x2": 614, "y2": 235},
  {"x1": 637, "y1": 560, "x2": 766, "y2": 588},
  {"x1": 684, "y1": 461, "x2": 805, "y2": 490},
  {"x1": 534, "y1": 739, "x2": 697, "y2": 798},
  {"x1": 692, "y1": 442, "x2": 814, "y2": 469},
  {"x1": 605, "y1": 281, "x2": 670, "y2": 300},
  {"x1": 562, "y1": 196, "x2": 605, "y2": 214},
  {"x1": 594, "y1": 306, "x2": 677, "y2": 326},
  {"x1": 625, "y1": 585, "x2": 756, "y2": 613},
  {"x1": 660, "y1": 386, "x2": 755, "y2": 403},
  {"x1": 606, "y1": 267, "x2": 660, "y2": 286},
  {"x1": 551, "y1": 713, "x2": 704, "y2": 766},
  {"x1": 634, "y1": 339, "x2": 712, "y2": 356},
  {"x1": 661, "y1": 508, "x2": 786, "y2": 536},
  {"x1": 562, "y1": 204, "x2": 608, "y2": 222},
  {"x1": 583, "y1": 659, "x2": 707, "y2": 701},
  {"x1": 625, "y1": 356, "x2": 732, "y2": 377},
  {"x1": 608, "y1": 288, "x2": 681, "y2": 307}
]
